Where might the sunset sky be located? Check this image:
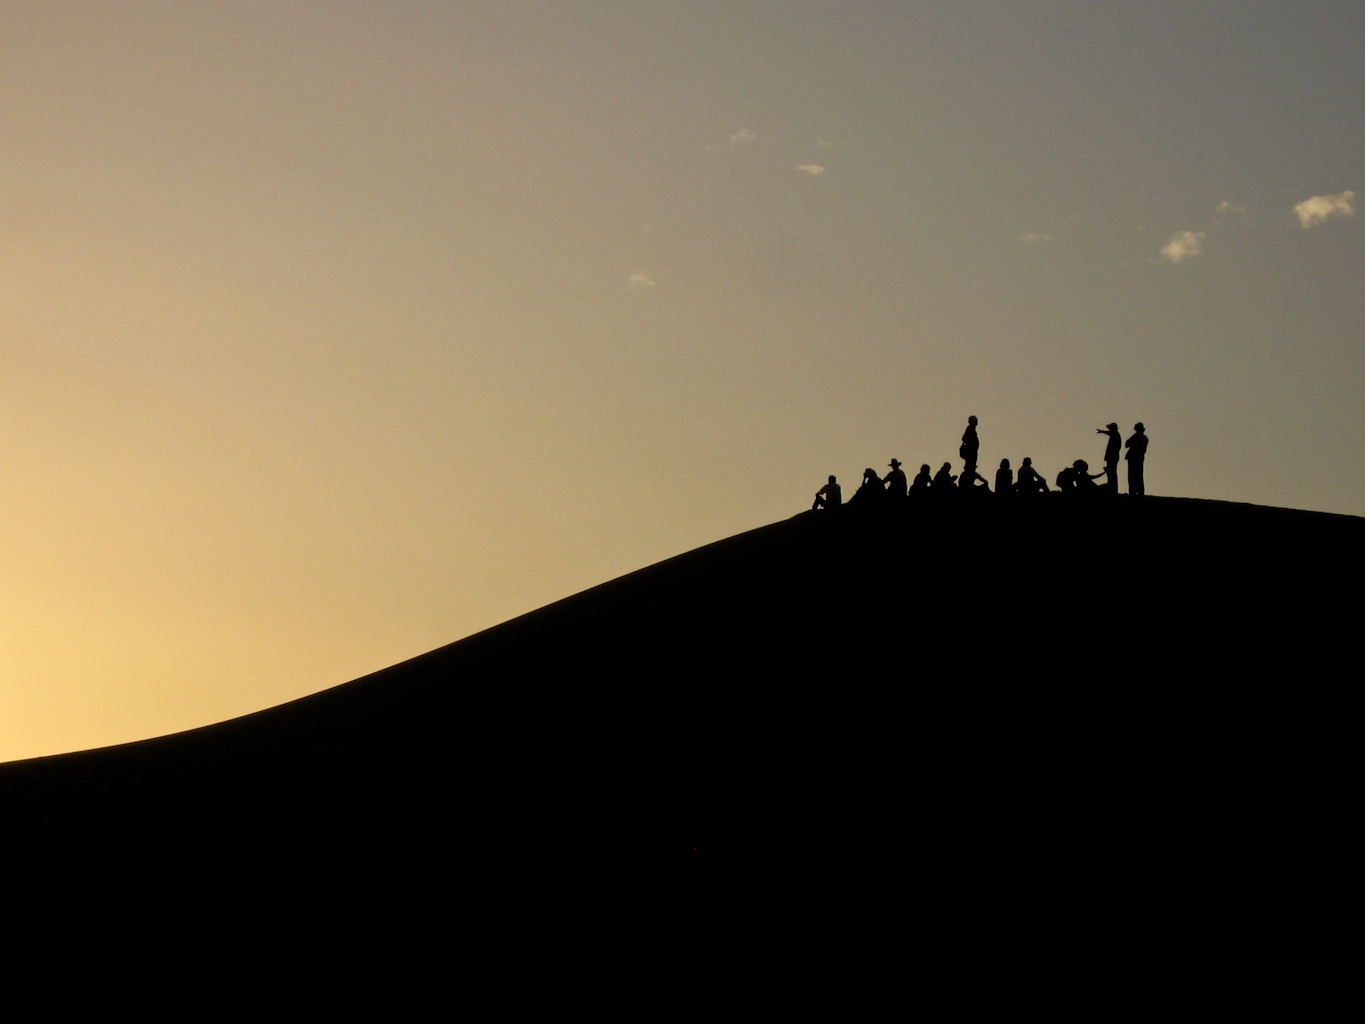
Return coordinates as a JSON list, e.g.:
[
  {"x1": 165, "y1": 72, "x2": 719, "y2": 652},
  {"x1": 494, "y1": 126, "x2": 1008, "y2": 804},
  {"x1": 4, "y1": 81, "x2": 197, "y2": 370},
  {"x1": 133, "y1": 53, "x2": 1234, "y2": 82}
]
[{"x1": 3, "y1": 1, "x2": 1362, "y2": 759}]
